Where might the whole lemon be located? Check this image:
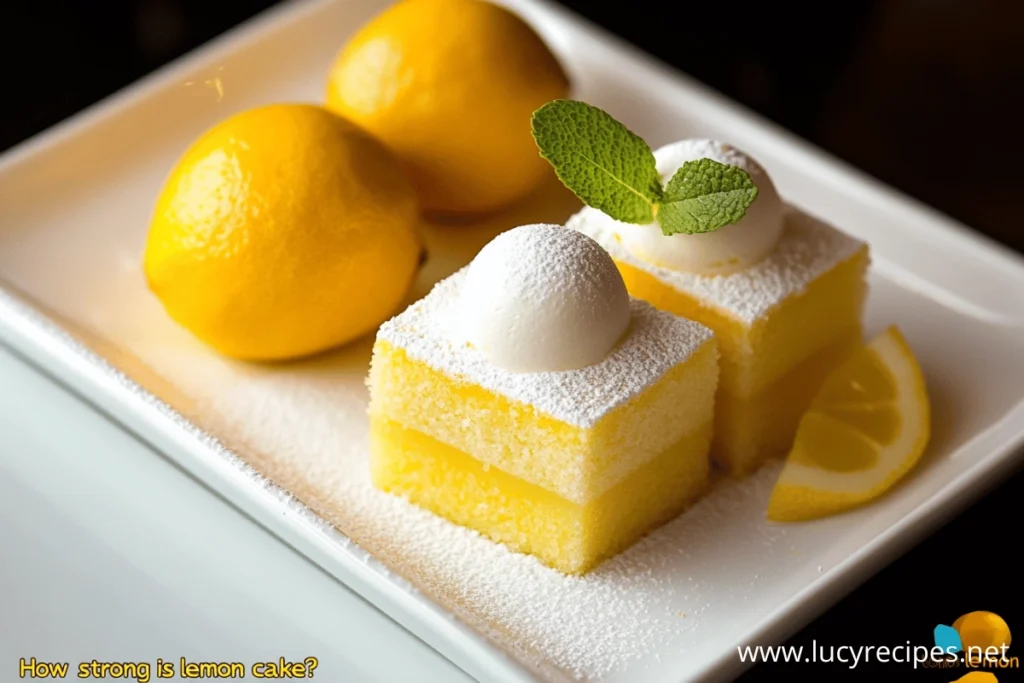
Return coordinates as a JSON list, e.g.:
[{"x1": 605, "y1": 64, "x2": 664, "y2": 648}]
[
  {"x1": 144, "y1": 104, "x2": 421, "y2": 361},
  {"x1": 325, "y1": 0, "x2": 570, "y2": 214}
]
